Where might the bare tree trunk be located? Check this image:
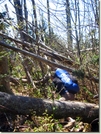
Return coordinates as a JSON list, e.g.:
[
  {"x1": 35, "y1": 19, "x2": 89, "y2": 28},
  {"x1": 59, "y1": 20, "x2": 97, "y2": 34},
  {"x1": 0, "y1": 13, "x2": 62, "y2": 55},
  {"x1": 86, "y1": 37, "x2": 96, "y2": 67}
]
[
  {"x1": 32, "y1": 0, "x2": 38, "y2": 42},
  {"x1": 47, "y1": 0, "x2": 51, "y2": 45},
  {"x1": 66, "y1": 0, "x2": 72, "y2": 49},
  {"x1": 0, "y1": 91, "x2": 98, "y2": 123},
  {"x1": 74, "y1": 0, "x2": 81, "y2": 64},
  {"x1": 24, "y1": 0, "x2": 28, "y2": 33},
  {"x1": 90, "y1": 0, "x2": 99, "y2": 26},
  {"x1": 13, "y1": 0, "x2": 24, "y2": 40},
  {"x1": 0, "y1": 8, "x2": 13, "y2": 94},
  {"x1": 20, "y1": 55, "x2": 36, "y2": 89},
  {"x1": 13, "y1": 0, "x2": 36, "y2": 87},
  {"x1": 0, "y1": 46, "x2": 13, "y2": 94}
]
